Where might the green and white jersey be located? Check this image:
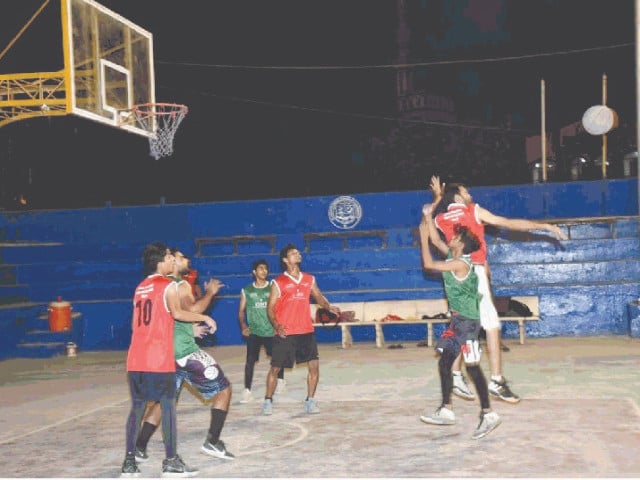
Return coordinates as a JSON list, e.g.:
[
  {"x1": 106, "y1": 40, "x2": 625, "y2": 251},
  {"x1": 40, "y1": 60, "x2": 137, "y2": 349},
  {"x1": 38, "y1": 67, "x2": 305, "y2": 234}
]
[
  {"x1": 442, "y1": 253, "x2": 481, "y2": 321},
  {"x1": 241, "y1": 281, "x2": 274, "y2": 337}
]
